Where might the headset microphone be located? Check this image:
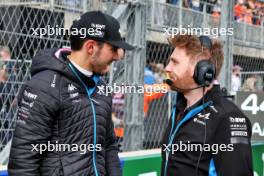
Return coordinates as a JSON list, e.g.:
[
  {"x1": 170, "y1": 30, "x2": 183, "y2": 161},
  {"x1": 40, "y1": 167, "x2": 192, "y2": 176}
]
[{"x1": 165, "y1": 79, "x2": 208, "y2": 92}]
